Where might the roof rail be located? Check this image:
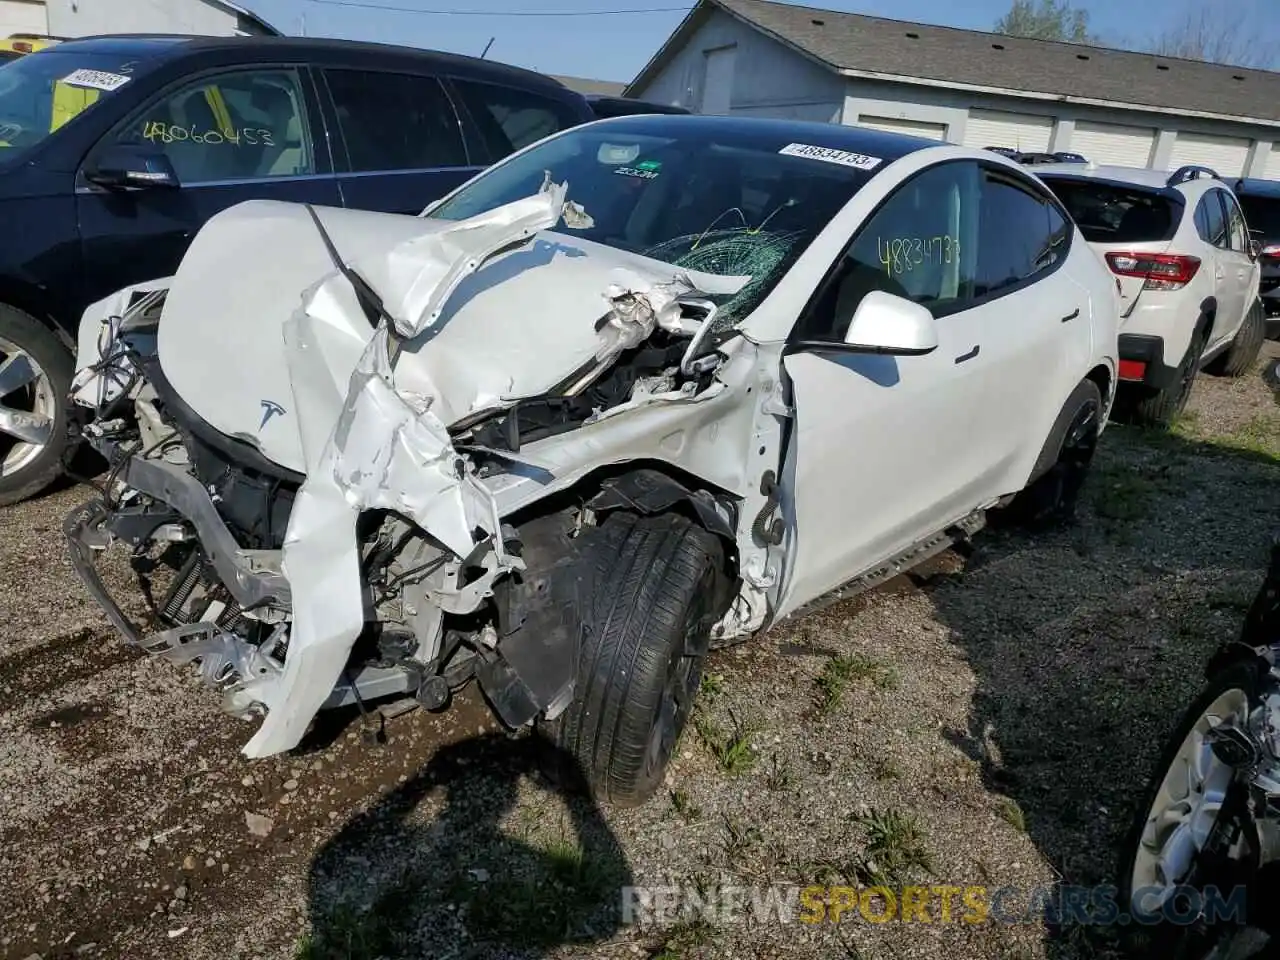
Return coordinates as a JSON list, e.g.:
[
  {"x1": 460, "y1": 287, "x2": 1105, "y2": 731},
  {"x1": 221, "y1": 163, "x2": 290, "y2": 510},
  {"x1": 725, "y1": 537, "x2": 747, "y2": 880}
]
[{"x1": 1168, "y1": 165, "x2": 1220, "y2": 186}]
